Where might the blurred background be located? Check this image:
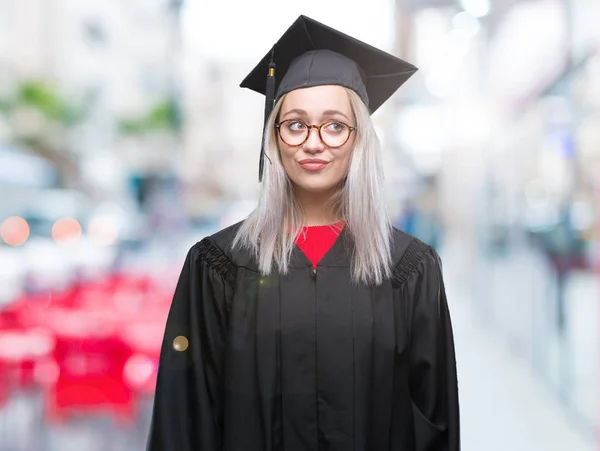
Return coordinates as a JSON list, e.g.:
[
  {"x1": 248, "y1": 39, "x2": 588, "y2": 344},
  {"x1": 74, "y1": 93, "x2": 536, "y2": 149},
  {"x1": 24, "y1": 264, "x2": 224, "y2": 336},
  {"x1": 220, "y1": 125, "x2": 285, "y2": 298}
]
[{"x1": 0, "y1": 0, "x2": 598, "y2": 449}]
